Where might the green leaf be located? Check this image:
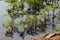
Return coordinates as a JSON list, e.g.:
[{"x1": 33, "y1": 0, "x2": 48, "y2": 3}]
[
  {"x1": 19, "y1": 20, "x2": 25, "y2": 30},
  {"x1": 44, "y1": 5, "x2": 51, "y2": 11},
  {"x1": 17, "y1": 1, "x2": 23, "y2": 7},
  {"x1": 25, "y1": 0, "x2": 44, "y2": 4},
  {"x1": 22, "y1": 10, "x2": 27, "y2": 14},
  {"x1": 40, "y1": 9, "x2": 46, "y2": 18},
  {"x1": 40, "y1": 9, "x2": 45, "y2": 14},
  {"x1": 4, "y1": 20, "x2": 12, "y2": 28},
  {"x1": 56, "y1": 27, "x2": 60, "y2": 32},
  {"x1": 7, "y1": 0, "x2": 18, "y2": 3},
  {"x1": 20, "y1": 23, "x2": 24, "y2": 30},
  {"x1": 52, "y1": 4, "x2": 58, "y2": 11},
  {"x1": 39, "y1": 14, "x2": 46, "y2": 18},
  {"x1": 56, "y1": 19, "x2": 60, "y2": 22}
]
